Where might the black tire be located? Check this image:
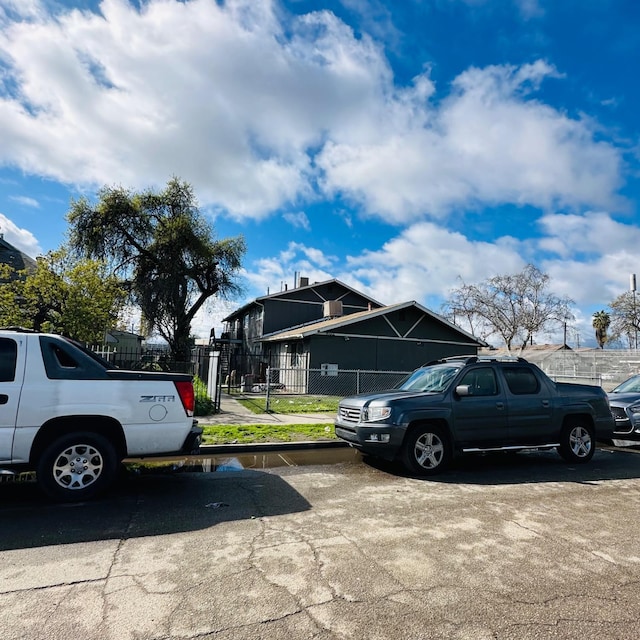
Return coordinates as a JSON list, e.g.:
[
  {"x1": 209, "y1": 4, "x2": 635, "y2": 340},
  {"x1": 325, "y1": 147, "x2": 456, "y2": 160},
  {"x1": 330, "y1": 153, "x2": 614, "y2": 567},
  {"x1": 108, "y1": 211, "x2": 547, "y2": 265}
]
[
  {"x1": 558, "y1": 420, "x2": 595, "y2": 464},
  {"x1": 36, "y1": 432, "x2": 118, "y2": 502},
  {"x1": 402, "y1": 424, "x2": 451, "y2": 475}
]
